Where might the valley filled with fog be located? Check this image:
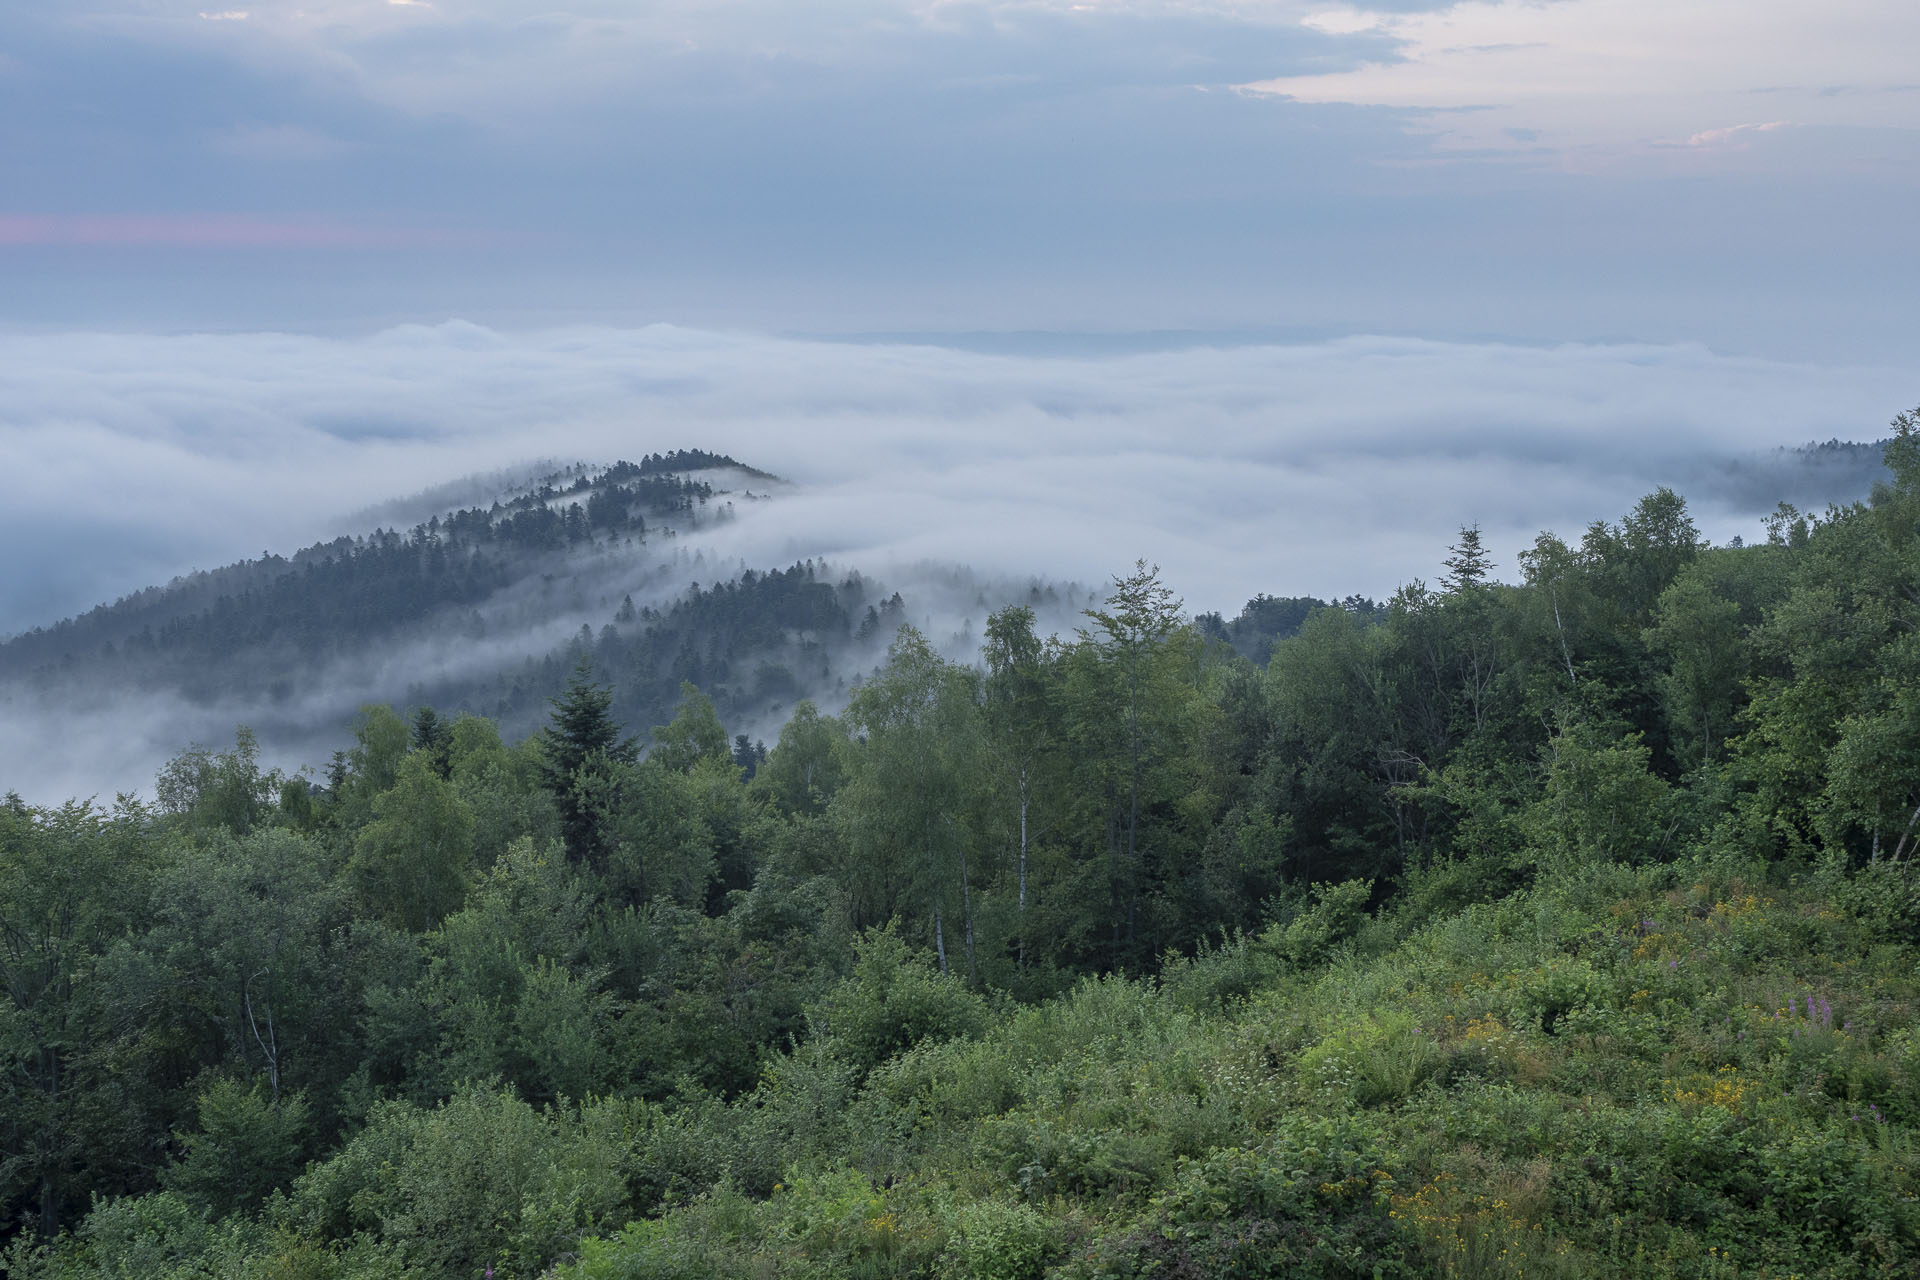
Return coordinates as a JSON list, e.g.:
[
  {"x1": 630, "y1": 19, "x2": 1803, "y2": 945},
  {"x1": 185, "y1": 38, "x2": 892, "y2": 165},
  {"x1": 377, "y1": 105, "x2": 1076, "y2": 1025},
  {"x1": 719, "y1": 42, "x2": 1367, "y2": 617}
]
[{"x1": 1, "y1": 325, "x2": 1904, "y2": 801}]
